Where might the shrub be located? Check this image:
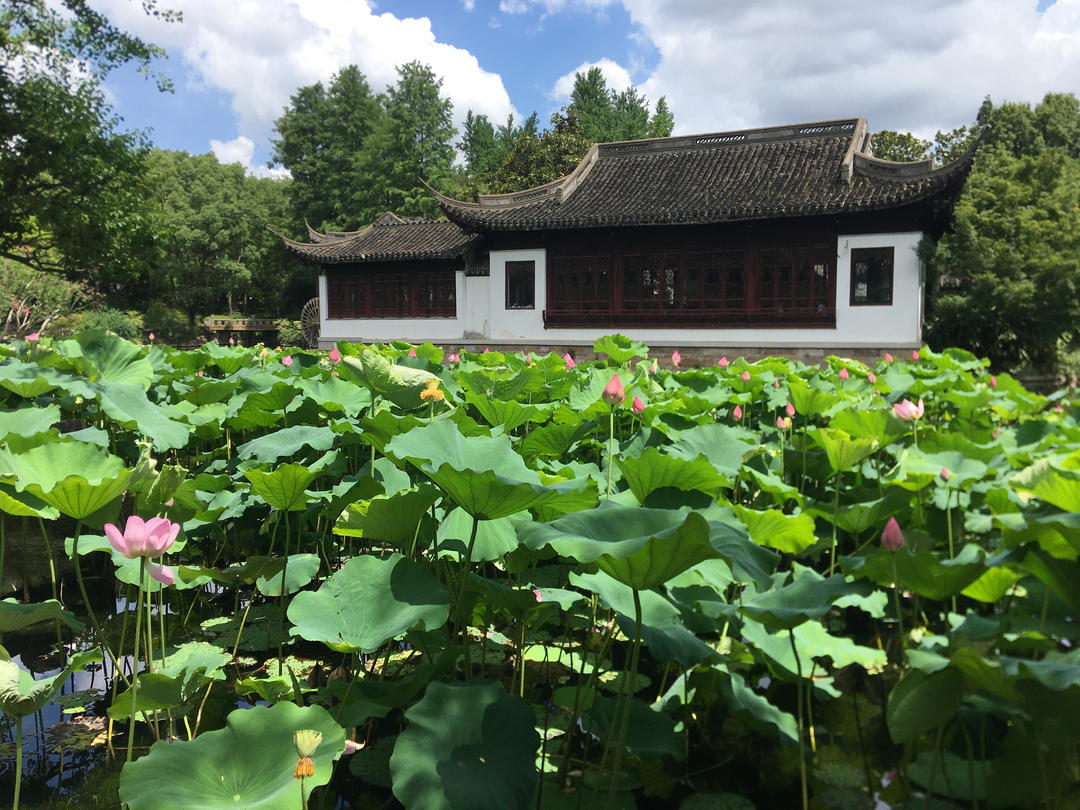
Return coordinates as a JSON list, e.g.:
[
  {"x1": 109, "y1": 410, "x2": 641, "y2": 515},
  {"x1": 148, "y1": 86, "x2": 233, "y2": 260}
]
[
  {"x1": 0, "y1": 260, "x2": 94, "y2": 338},
  {"x1": 276, "y1": 318, "x2": 305, "y2": 348},
  {"x1": 79, "y1": 307, "x2": 144, "y2": 339}
]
